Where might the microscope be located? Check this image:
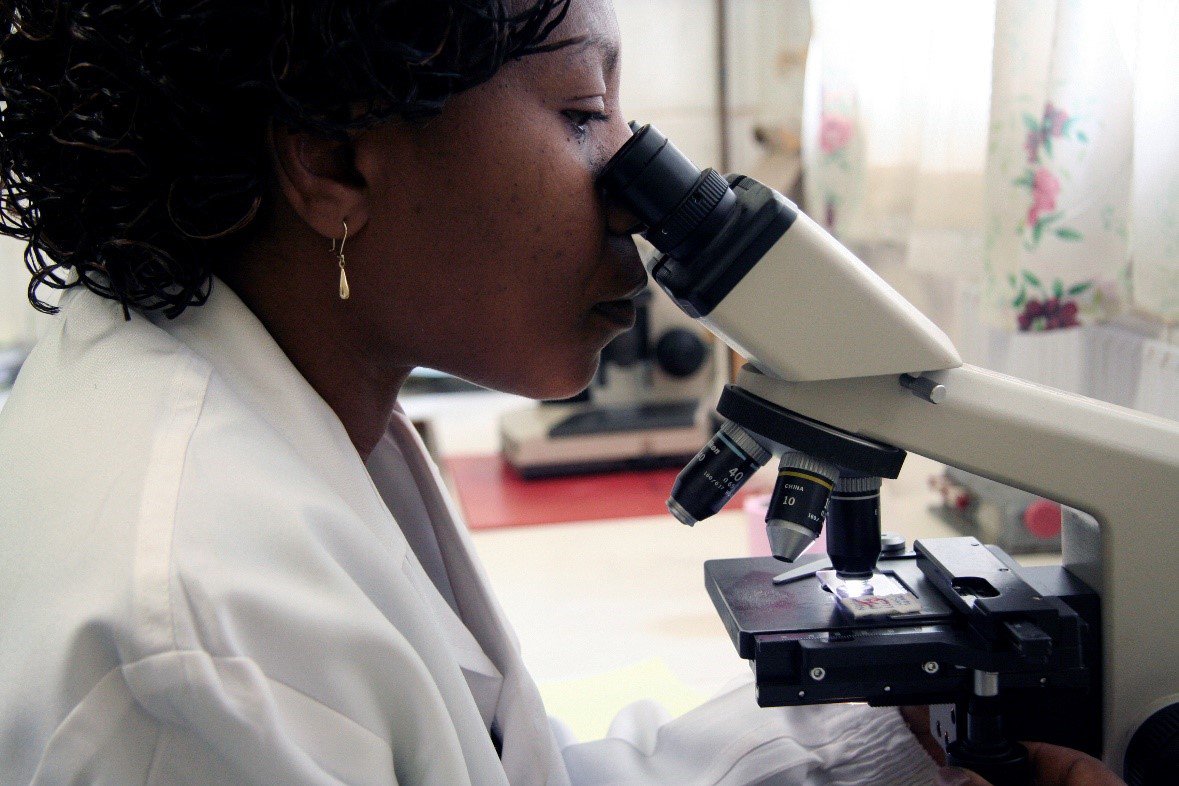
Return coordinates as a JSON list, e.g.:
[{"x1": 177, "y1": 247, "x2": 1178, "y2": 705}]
[{"x1": 598, "y1": 124, "x2": 1179, "y2": 784}]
